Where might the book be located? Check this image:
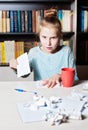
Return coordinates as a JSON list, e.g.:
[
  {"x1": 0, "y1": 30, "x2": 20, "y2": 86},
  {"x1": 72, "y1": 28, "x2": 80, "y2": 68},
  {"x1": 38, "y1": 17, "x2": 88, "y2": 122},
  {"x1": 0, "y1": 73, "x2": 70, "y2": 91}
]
[
  {"x1": 6, "y1": 10, "x2": 10, "y2": 32},
  {"x1": 17, "y1": 41, "x2": 24, "y2": 56},
  {"x1": 32, "y1": 10, "x2": 36, "y2": 33},
  {"x1": 62, "y1": 10, "x2": 72, "y2": 32},
  {"x1": 84, "y1": 10, "x2": 88, "y2": 32},
  {"x1": 25, "y1": 10, "x2": 28, "y2": 32},
  {"x1": 28, "y1": 10, "x2": 32, "y2": 32},
  {"x1": 35, "y1": 10, "x2": 41, "y2": 33},
  {"x1": 15, "y1": 41, "x2": 20, "y2": 58},
  {"x1": 14, "y1": 10, "x2": 18, "y2": 32},
  {"x1": 10, "y1": 10, "x2": 14, "y2": 32},
  {"x1": 57, "y1": 10, "x2": 63, "y2": 26},
  {"x1": 21, "y1": 10, "x2": 25, "y2": 32},
  {"x1": 1, "y1": 42, "x2": 6, "y2": 63},
  {"x1": 0, "y1": 42, "x2": 2, "y2": 63},
  {"x1": 0, "y1": 10, "x2": 2, "y2": 32},
  {"x1": 15, "y1": 41, "x2": 24, "y2": 58},
  {"x1": 2, "y1": 10, "x2": 7, "y2": 32},
  {"x1": 80, "y1": 10, "x2": 84, "y2": 32},
  {"x1": 17, "y1": 10, "x2": 22, "y2": 32},
  {"x1": 4, "y1": 40, "x2": 15, "y2": 63},
  {"x1": 24, "y1": 41, "x2": 34, "y2": 52}
]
